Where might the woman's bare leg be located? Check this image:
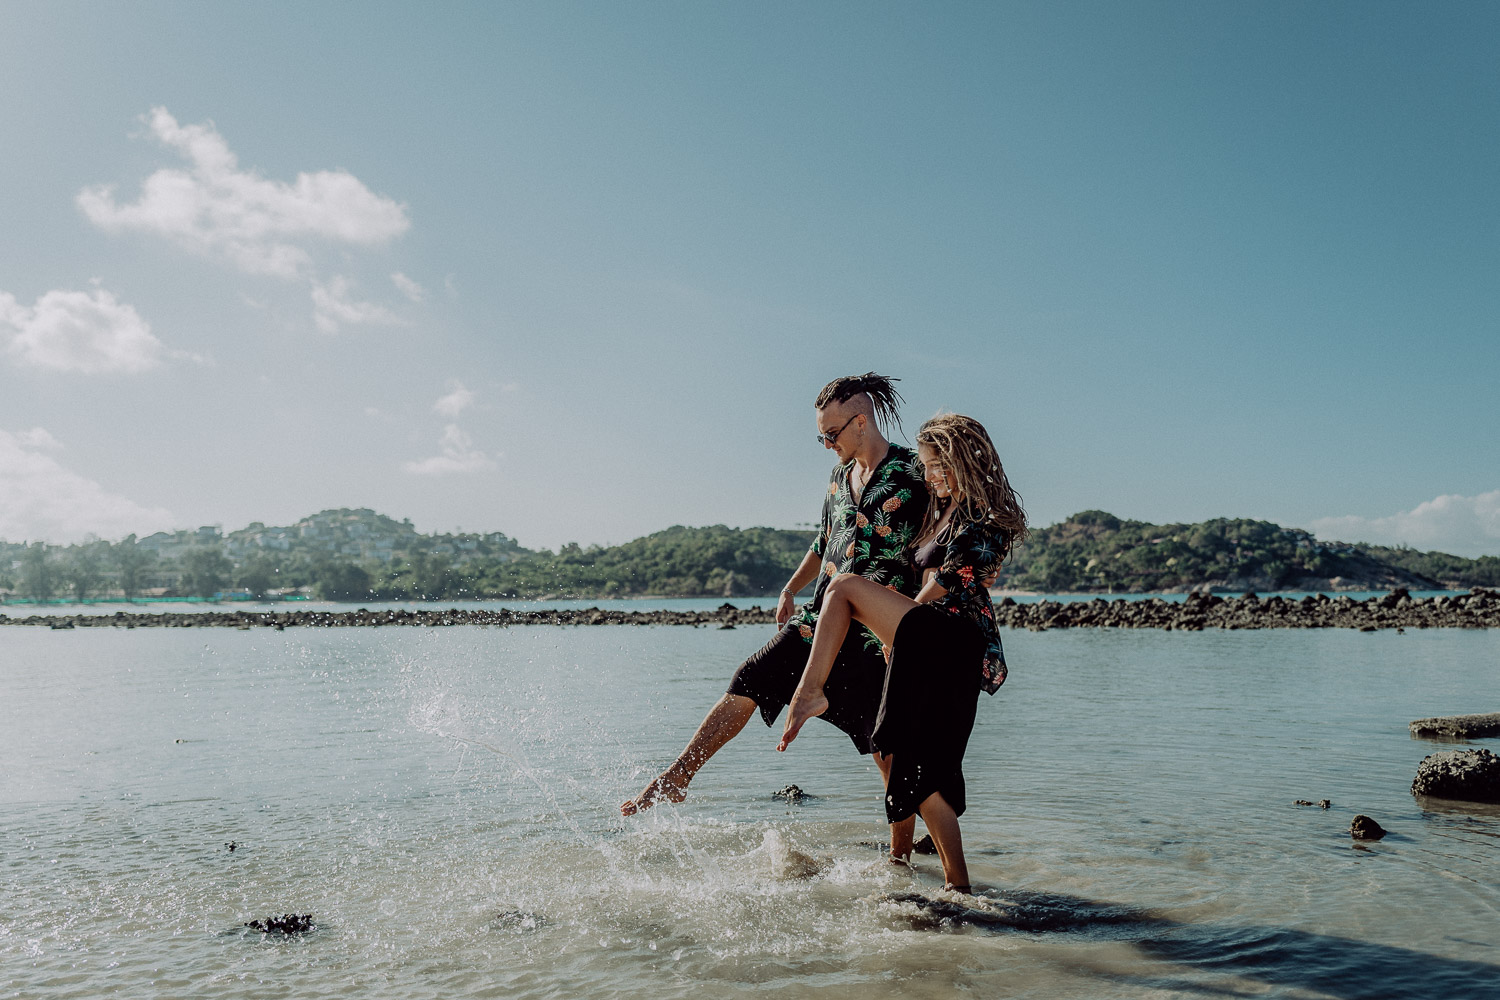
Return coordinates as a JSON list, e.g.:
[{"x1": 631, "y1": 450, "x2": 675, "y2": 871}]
[
  {"x1": 621, "y1": 693, "x2": 756, "y2": 816},
  {"x1": 779, "y1": 574, "x2": 917, "y2": 750},
  {"x1": 875, "y1": 751, "x2": 917, "y2": 862},
  {"x1": 917, "y1": 791, "x2": 969, "y2": 891}
]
